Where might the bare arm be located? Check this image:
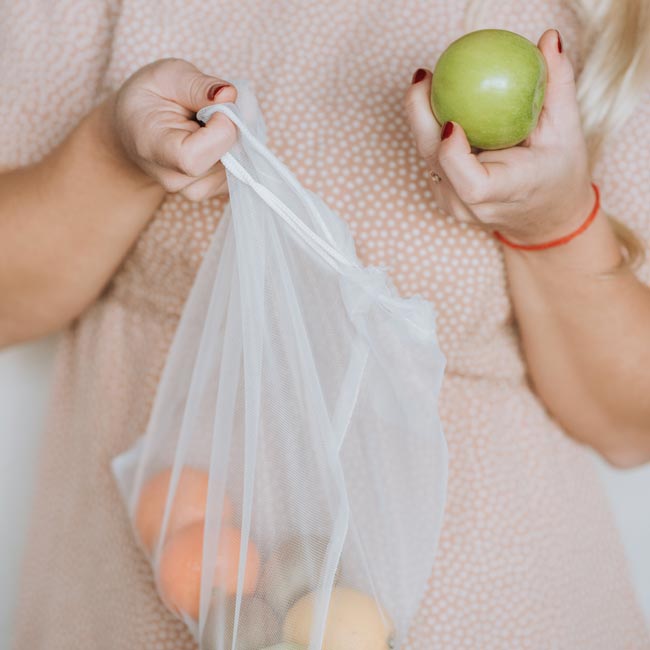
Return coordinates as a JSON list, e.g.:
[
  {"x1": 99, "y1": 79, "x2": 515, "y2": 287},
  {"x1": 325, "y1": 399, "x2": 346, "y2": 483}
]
[
  {"x1": 0, "y1": 59, "x2": 237, "y2": 348},
  {"x1": 0, "y1": 97, "x2": 164, "y2": 345},
  {"x1": 503, "y1": 210, "x2": 650, "y2": 468},
  {"x1": 405, "y1": 30, "x2": 650, "y2": 467}
]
